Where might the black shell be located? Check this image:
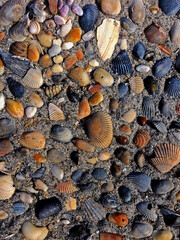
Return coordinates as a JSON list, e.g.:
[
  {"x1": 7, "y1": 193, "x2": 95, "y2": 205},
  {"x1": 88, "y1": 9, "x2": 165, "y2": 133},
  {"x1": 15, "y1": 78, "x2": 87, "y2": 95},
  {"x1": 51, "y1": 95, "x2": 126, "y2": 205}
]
[
  {"x1": 159, "y1": 206, "x2": 180, "y2": 227},
  {"x1": 175, "y1": 53, "x2": 180, "y2": 73},
  {"x1": 152, "y1": 179, "x2": 174, "y2": 194},
  {"x1": 111, "y1": 50, "x2": 133, "y2": 75},
  {"x1": 30, "y1": 167, "x2": 46, "y2": 179},
  {"x1": 120, "y1": 17, "x2": 137, "y2": 33},
  {"x1": 35, "y1": 197, "x2": 62, "y2": 219},
  {"x1": 159, "y1": 97, "x2": 172, "y2": 118},
  {"x1": 127, "y1": 172, "x2": 151, "y2": 192},
  {"x1": 7, "y1": 77, "x2": 25, "y2": 98},
  {"x1": 132, "y1": 42, "x2": 146, "y2": 60},
  {"x1": 159, "y1": 0, "x2": 180, "y2": 15},
  {"x1": 79, "y1": 4, "x2": 99, "y2": 33},
  {"x1": 0, "y1": 118, "x2": 15, "y2": 139},
  {"x1": 144, "y1": 76, "x2": 158, "y2": 95},
  {"x1": 118, "y1": 83, "x2": 129, "y2": 98},
  {"x1": 118, "y1": 185, "x2": 131, "y2": 202},
  {"x1": 142, "y1": 96, "x2": 155, "y2": 119},
  {"x1": 164, "y1": 78, "x2": 180, "y2": 97}
]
